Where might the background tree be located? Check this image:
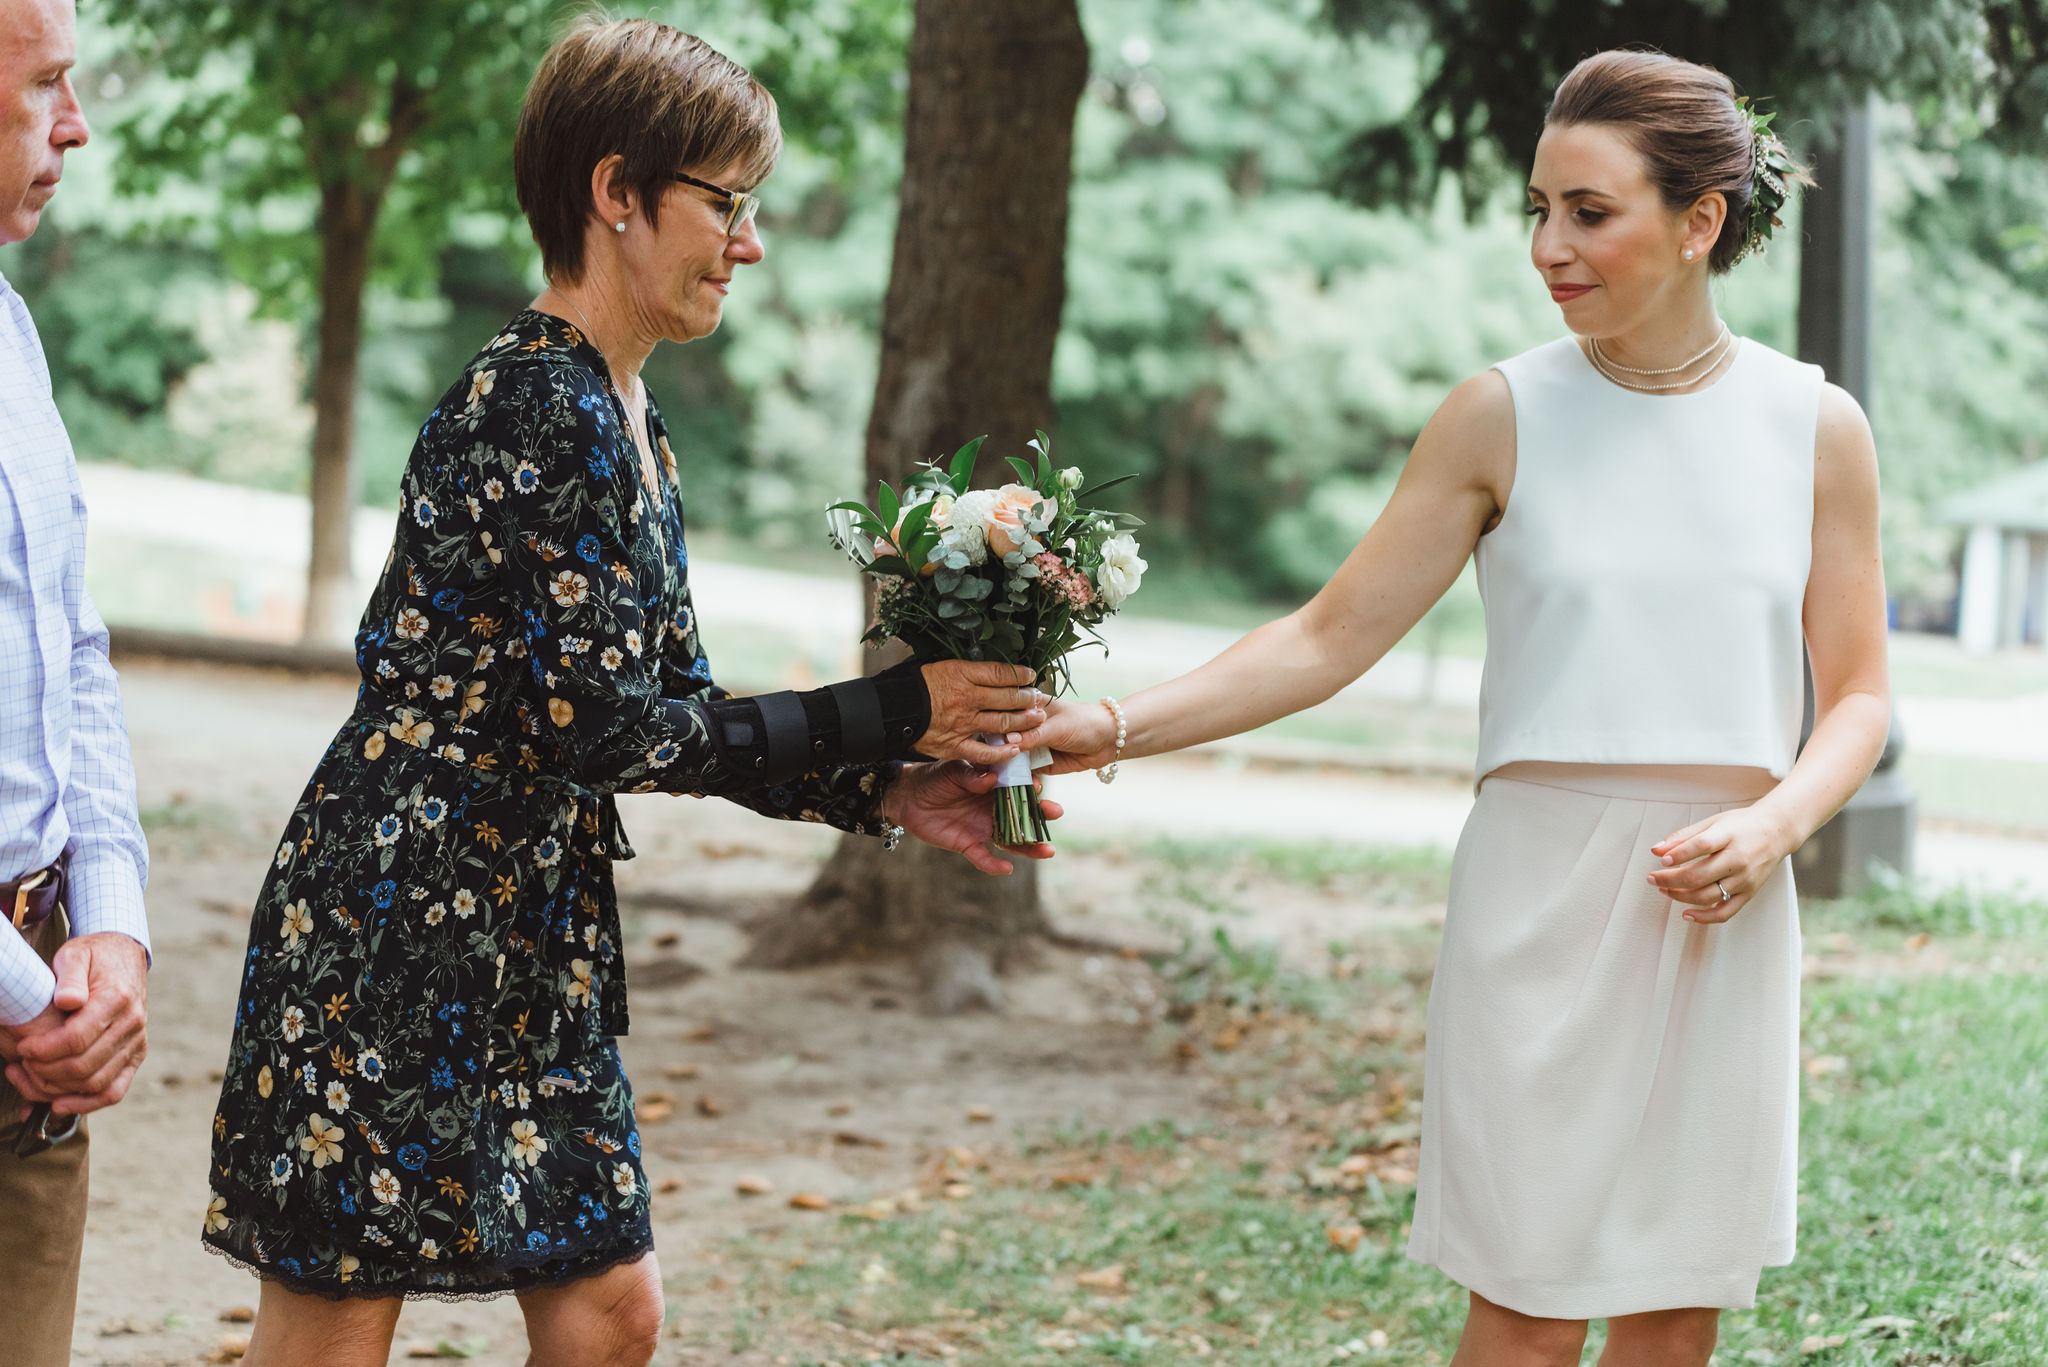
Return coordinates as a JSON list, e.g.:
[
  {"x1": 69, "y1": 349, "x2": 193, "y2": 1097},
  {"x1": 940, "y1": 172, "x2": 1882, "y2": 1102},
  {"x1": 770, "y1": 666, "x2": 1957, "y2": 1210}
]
[
  {"x1": 1321, "y1": 0, "x2": 2011, "y2": 207},
  {"x1": 744, "y1": 0, "x2": 1092, "y2": 1013},
  {"x1": 101, "y1": 0, "x2": 569, "y2": 643}
]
